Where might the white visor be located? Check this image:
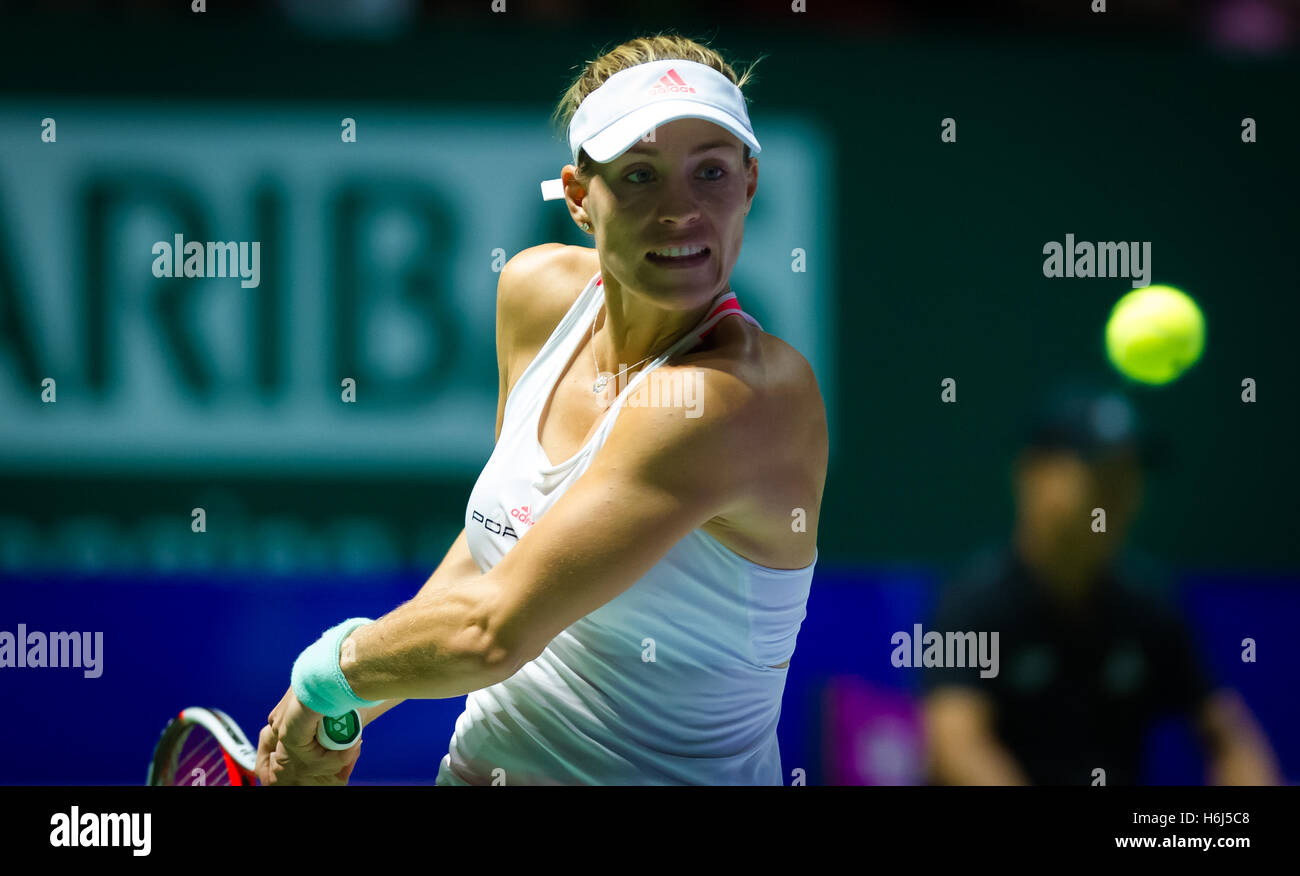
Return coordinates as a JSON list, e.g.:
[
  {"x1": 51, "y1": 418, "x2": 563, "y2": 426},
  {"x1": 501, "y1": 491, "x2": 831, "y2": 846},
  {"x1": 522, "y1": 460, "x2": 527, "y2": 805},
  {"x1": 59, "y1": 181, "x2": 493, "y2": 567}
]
[{"x1": 541, "y1": 58, "x2": 760, "y2": 200}]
